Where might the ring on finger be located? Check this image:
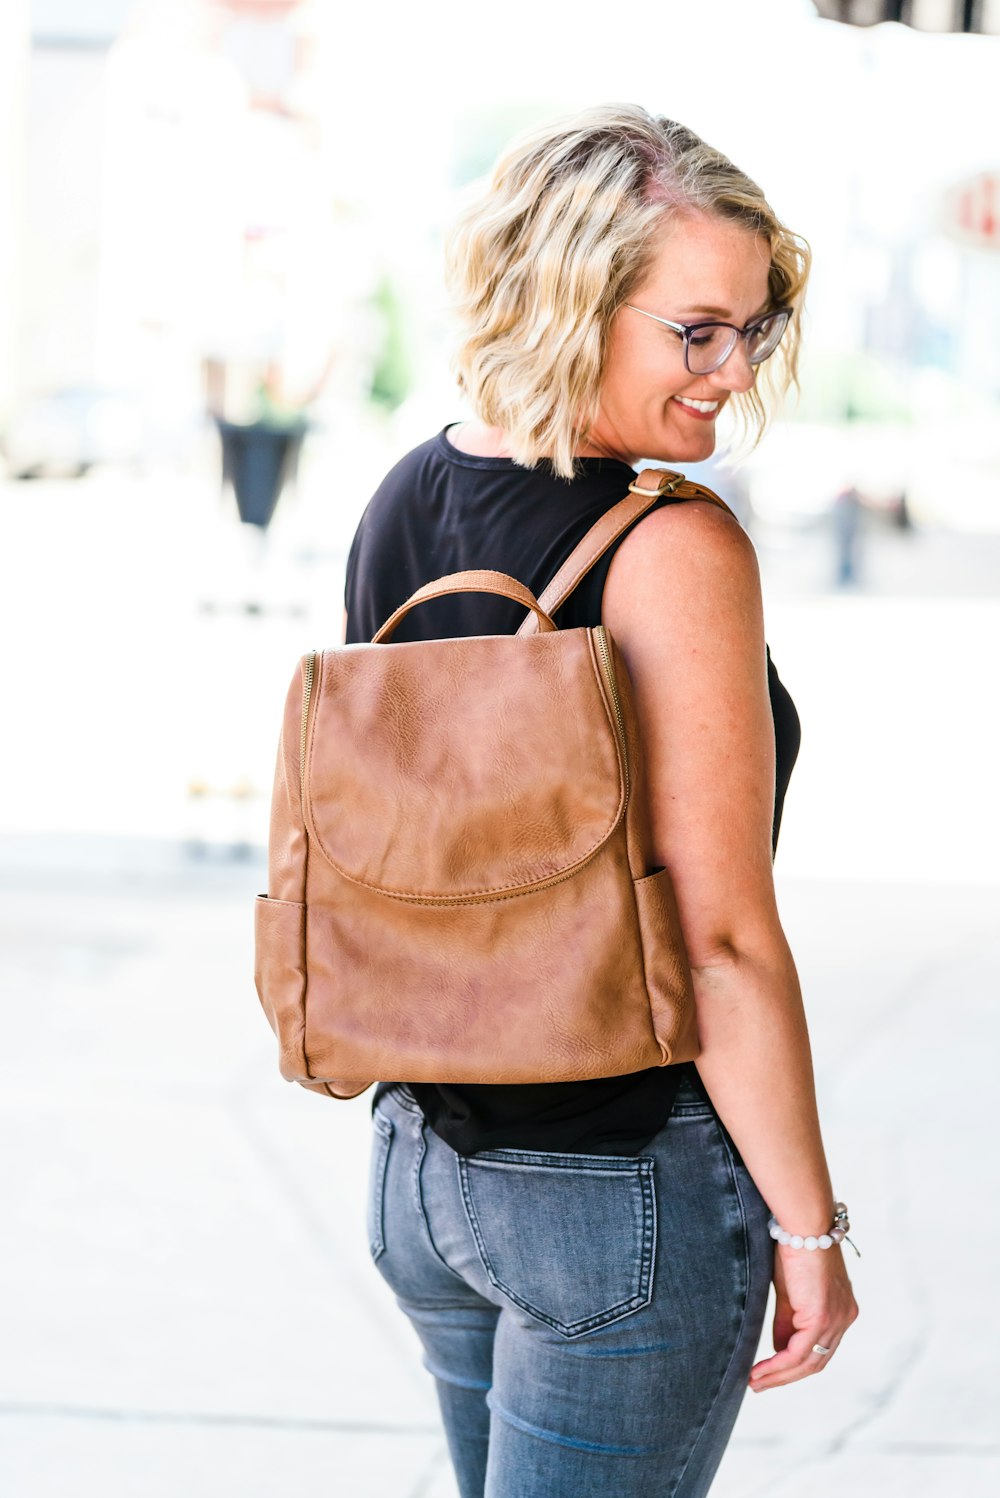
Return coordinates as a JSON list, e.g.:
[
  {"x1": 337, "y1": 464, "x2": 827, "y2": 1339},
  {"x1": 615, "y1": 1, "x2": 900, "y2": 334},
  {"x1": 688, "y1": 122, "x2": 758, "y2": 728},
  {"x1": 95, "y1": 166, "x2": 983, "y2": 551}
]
[{"x1": 812, "y1": 1343, "x2": 832, "y2": 1356}]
